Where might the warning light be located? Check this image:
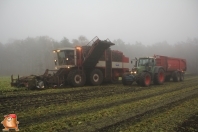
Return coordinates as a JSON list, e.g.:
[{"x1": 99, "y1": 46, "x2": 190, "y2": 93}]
[{"x1": 76, "y1": 47, "x2": 81, "y2": 50}]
